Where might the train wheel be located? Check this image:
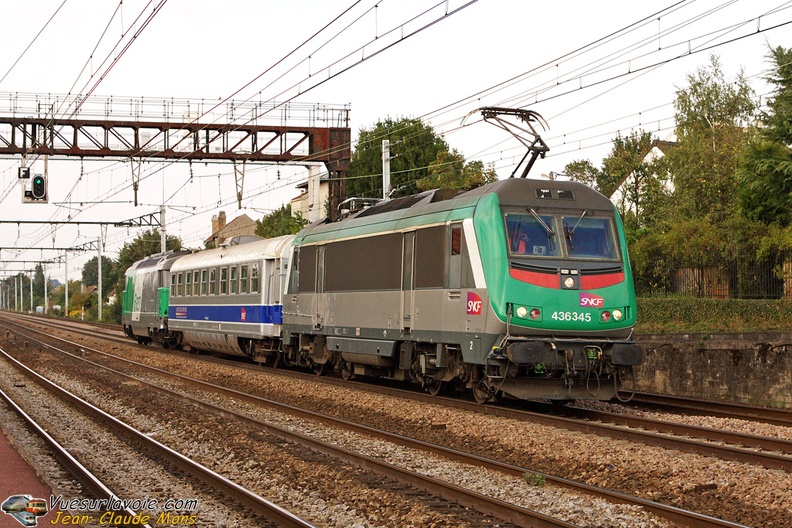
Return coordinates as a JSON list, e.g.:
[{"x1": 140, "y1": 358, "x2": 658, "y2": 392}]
[
  {"x1": 341, "y1": 362, "x2": 354, "y2": 381},
  {"x1": 472, "y1": 381, "x2": 494, "y2": 404},
  {"x1": 312, "y1": 362, "x2": 327, "y2": 376},
  {"x1": 425, "y1": 379, "x2": 445, "y2": 396}
]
